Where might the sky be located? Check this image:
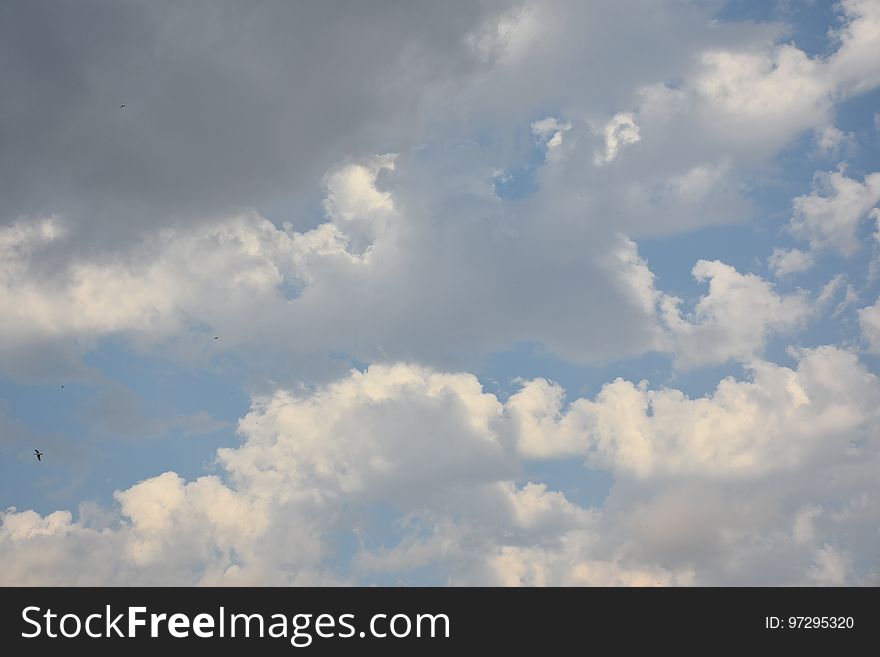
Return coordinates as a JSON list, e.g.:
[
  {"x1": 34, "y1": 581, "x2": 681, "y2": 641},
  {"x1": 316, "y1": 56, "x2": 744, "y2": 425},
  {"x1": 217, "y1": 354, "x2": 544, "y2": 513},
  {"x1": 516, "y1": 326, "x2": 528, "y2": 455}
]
[{"x1": 0, "y1": 0, "x2": 879, "y2": 585}]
